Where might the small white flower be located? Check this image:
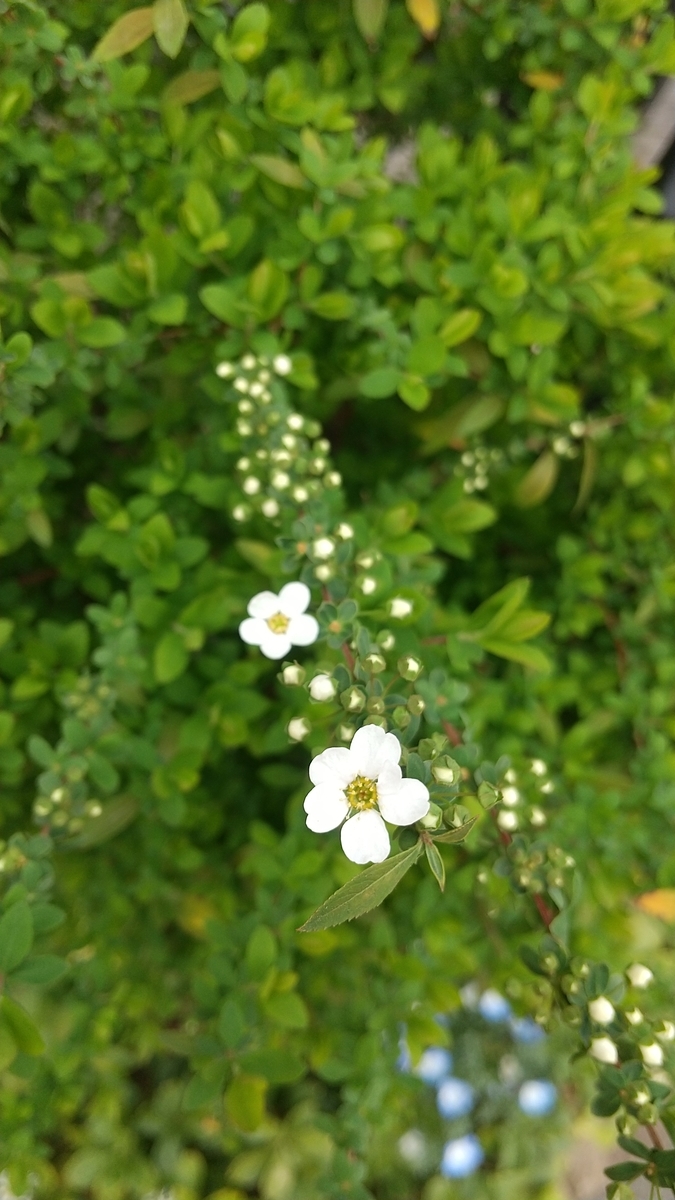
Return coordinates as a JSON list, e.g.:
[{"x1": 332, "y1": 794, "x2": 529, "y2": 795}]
[
  {"x1": 288, "y1": 717, "x2": 311, "y2": 741},
  {"x1": 588, "y1": 997, "x2": 615, "y2": 1025},
  {"x1": 261, "y1": 498, "x2": 280, "y2": 518},
  {"x1": 249, "y1": 382, "x2": 264, "y2": 398},
  {"x1": 313, "y1": 537, "x2": 335, "y2": 560},
  {"x1": 589, "y1": 1036, "x2": 618, "y2": 1064},
  {"x1": 627, "y1": 963, "x2": 653, "y2": 989},
  {"x1": 236, "y1": 419, "x2": 252, "y2": 436},
  {"x1": 389, "y1": 597, "x2": 413, "y2": 619},
  {"x1": 530, "y1": 759, "x2": 547, "y2": 776},
  {"x1": 239, "y1": 582, "x2": 319, "y2": 660},
  {"x1": 504, "y1": 769, "x2": 517, "y2": 783},
  {"x1": 626, "y1": 1008, "x2": 643, "y2": 1025},
  {"x1": 309, "y1": 675, "x2": 336, "y2": 702},
  {"x1": 540, "y1": 780, "x2": 555, "y2": 794},
  {"x1": 497, "y1": 810, "x2": 518, "y2": 832},
  {"x1": 502, "y1": 786, "x2": 520, "y2": 807},
  {"x1": 216, "y1": 360, "x2": 234, "y2": 378},
  {"x1": 569, "y1": 420, "x2": 586, "y2": 437},
  {"x1": 273, "y1": 353, "x2": 292, "y2": 375},
  {"x1": 304, "y1": 725, "x2": 430, "y2": 864},
  {"x1": 641, "y1": 1042, "x2": 664, "y2": 1067}
]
